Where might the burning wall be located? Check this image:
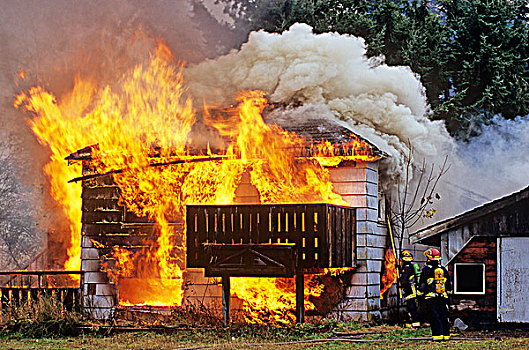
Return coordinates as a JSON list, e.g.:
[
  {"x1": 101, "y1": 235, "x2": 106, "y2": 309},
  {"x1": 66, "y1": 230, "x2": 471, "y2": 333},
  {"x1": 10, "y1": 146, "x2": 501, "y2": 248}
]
[{"x1": 75, "y1": 151, "x2": 382, "y2": 322}]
